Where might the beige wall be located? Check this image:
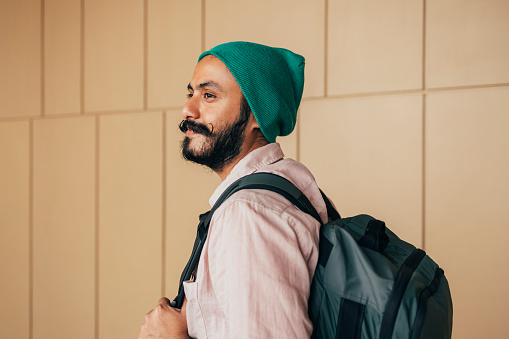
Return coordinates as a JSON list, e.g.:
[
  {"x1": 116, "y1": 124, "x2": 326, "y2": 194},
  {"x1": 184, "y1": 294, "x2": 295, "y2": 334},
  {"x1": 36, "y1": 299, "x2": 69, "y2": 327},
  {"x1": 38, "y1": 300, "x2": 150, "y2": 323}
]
[{"x1": 0, "y1": 0, "x2": 508, "y2": 338}]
